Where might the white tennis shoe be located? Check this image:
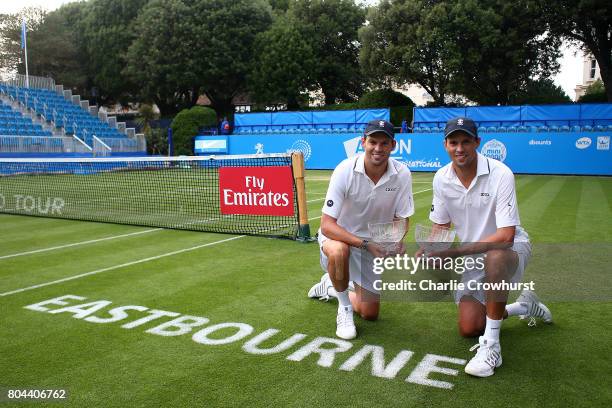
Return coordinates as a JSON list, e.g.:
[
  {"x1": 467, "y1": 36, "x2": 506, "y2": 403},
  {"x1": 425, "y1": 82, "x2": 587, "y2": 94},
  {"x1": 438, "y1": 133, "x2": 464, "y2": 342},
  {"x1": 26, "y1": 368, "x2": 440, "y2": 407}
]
[
  {"x1": 516, "y1": 289, "x2": 553, "y2": 326},
  {"x1": 464, "y1": 336, "x2": 502, "y2": 377},
  {"x1": 308, "y1": 273, "x2": 335, "y2": 301},
  {"x1": 336, "y1": 306, "x2": 356, "y2": 340}
]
